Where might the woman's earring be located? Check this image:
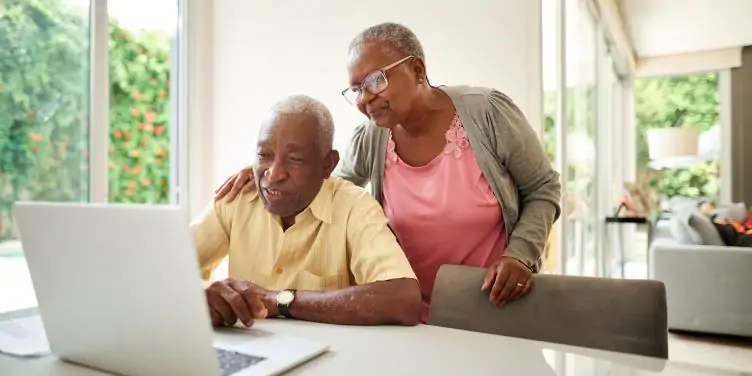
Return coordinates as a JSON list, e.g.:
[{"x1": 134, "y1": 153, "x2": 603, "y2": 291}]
[{"x1": 418, "y1": 78, "x2": 424, "y2": 84}]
